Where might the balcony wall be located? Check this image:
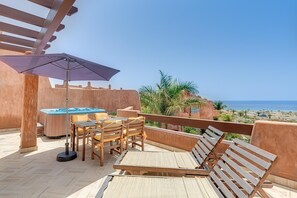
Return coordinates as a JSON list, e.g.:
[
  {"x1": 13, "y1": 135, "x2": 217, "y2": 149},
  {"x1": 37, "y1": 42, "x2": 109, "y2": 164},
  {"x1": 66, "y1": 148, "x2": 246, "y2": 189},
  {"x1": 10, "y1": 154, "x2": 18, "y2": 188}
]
[{"x1": 251, "y1": 121, "x2": 297, "y2": 182}]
